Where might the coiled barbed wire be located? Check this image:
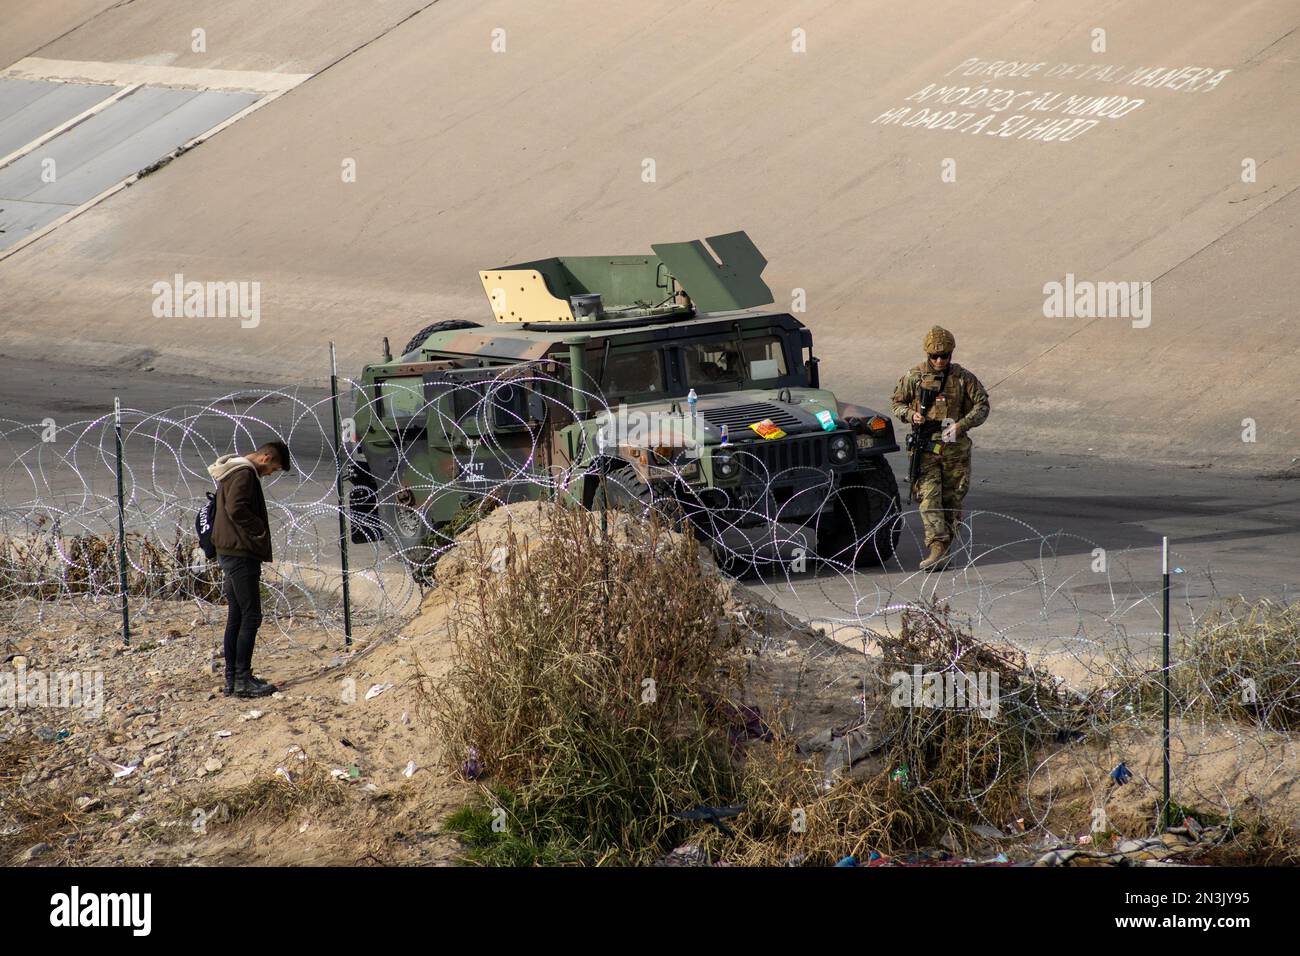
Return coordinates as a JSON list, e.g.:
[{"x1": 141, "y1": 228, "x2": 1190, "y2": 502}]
[{"x1": 1, "y1": 371, "x2": 1295, "y2": 846}]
